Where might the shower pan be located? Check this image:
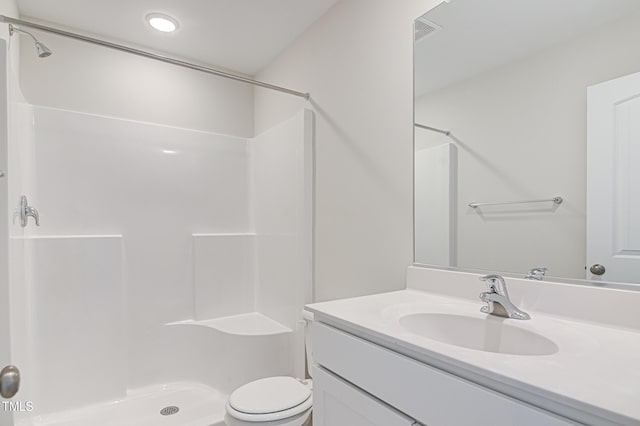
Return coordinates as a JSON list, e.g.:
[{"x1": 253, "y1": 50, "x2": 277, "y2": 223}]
[{"x1": 0, "y1": 23, "x2": 313, "y2": 426}]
